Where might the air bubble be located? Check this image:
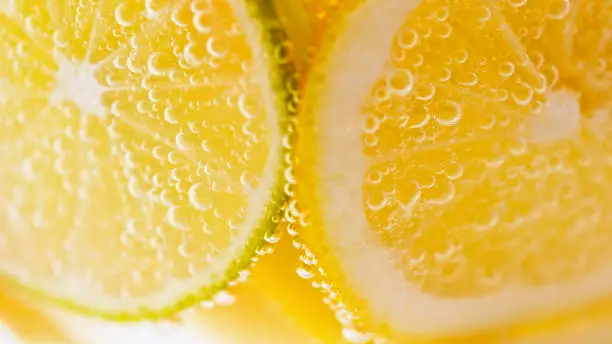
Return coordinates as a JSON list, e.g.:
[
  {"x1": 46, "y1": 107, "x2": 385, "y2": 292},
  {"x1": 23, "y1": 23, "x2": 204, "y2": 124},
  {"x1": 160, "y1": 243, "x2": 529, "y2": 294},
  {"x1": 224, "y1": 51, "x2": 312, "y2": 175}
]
[
  {"x1": 547, "y1": 0, "x2": 570, "y2": 20},
  {"x1": 213, "y1": 291, "x2": 235, "y2": 306},
  {"x1": 498, "y1": 61, "x2": 515, "y2": 78},
  {"x1": 192, "y1": 11, "x2": 213, "y2": 34},
  {"x1": 435, "y1": 100, "x2": 462, "y2": 126},
  {"x1": 342, "y1": 328, "x2": 371, "y2": 344},
  {"x1": 183, "y1": 42, "x2": 206, "y2": 66},
  {"x1": 115, "y1": 3, "x2": 135, "y2": 27},
  {"x1": 264, "y1": 231, "x2": 281, "y2": 244},
  {"x1": 166, "y1": 205, "x2": 190, "y2": 231},
  {"x1": 187, "y1": 183, "x2": 212, "y2": 211},
  {"x1": 206, "y1": 36, "x2": 228, "y2": 58},
  {"x1": 53, "y1": 30, "x2": 70, "y2": 47},
  {"x1": 362, "y1": 113, "x2": 381, "y2": 135},
  {"x1": 508, "y1": 0, "x2": 527, "y2": 8},
  {"x1": 163, "y1": 107, "x2": 178, "y2": 124},
  {"x1": 511, "y1": 82, "x2": 534, "y2": 106},
  {"x1": 296, "y1": 266, "x2": 315, "y2": 279},
  {"x1": 147, "y1": 52, "x2": 173, "y2": 76},
  {"x1": 387, "y1": 69, "x2": 414, "y2": 96},
  {"x1": 397, "y1": 27, "x2": 419, "y2": 50},
  {"x1": 444, "y1": 162, "x2": 464, "y2": 180},
  {"x1": 366, "y1": 192, "x2": 389, "y2": 212}
]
